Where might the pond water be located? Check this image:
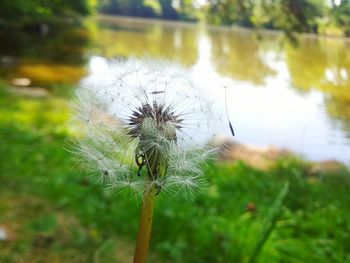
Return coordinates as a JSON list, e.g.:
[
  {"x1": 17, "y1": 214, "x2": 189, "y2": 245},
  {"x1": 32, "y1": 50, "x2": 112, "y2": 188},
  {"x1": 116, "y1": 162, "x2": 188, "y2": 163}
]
[{"x1": 1, "y1": 15, "x2": 350, "y2": 164}]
